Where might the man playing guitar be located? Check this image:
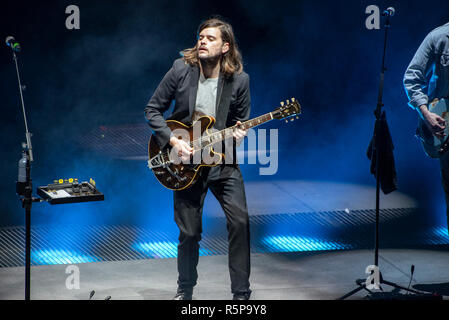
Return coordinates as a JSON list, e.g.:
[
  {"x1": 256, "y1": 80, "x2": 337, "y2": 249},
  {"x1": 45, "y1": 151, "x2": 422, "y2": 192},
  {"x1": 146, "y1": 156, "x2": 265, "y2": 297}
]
[
  {"x1": 404, "y1": 22, "x2": 449, "y2": 232},
  {"x1": 144, "y1": 17, "x2": 252, "y2": 300}
]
